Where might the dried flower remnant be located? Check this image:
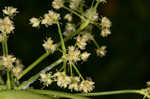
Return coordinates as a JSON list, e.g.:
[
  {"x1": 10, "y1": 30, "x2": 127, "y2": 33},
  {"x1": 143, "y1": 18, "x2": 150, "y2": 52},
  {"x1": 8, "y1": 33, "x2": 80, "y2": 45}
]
[
  {"x1": 42, "y1": 37, "x2": 57, "y2": 52},
  {"x1": 63, "y1": 46, "x2": 81, "y2": 63},
  {"x1": 64, "y1": 14, "x2": 72, "y2": 22},
  {"x1": 0, "y1": 17, "x2": 14, "y2": 34},
  {"x1": 54, "y1": 72, "x2": 71, "y2": 88},
  {"x1": 40, "y1": 72, "x2": 53, "y2": 86},
  {"x1": 52, "y1": 0, "x2": 64, "y2": 10},
  {"x1": 79, "y1": 80, "x2": 95, "y2": 93},
  {"x1": 68, "y1": 76, "x2": 80, "y2": 91},
  {"x1": 42, "y1": 10, "x2": 60, "y2": 26},
  {"x1": 96, "y1": 46, "x2": 107, "y2": 57},
  {"x1": 2, "y1": 55, "x2": 16, "y2": 69},
  {"x1": 2, "y1": 6, "x2": 18, "y2": 16},
  {"x1": 29, "y1": 17, "x2": 41, "y2": 27}
]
